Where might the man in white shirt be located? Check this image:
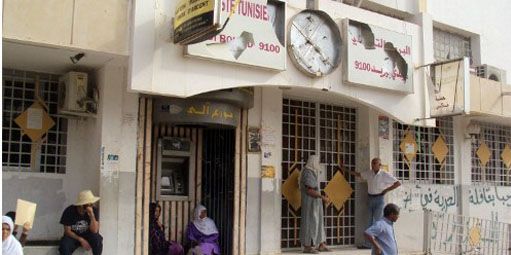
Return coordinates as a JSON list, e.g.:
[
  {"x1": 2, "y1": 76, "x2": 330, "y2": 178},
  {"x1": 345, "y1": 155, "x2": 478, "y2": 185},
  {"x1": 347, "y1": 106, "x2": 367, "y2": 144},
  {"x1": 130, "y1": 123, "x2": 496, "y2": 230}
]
[{"x1": 341, "y1": 157, "x2": 401, "y2": 249}]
